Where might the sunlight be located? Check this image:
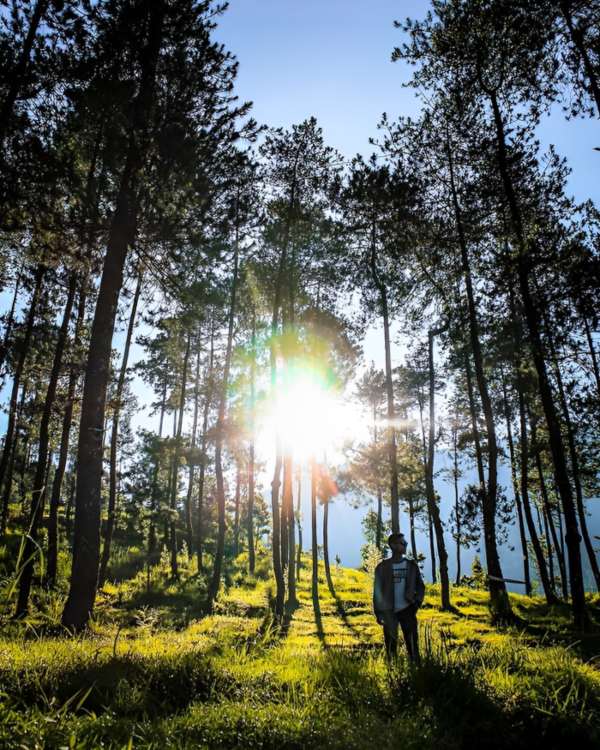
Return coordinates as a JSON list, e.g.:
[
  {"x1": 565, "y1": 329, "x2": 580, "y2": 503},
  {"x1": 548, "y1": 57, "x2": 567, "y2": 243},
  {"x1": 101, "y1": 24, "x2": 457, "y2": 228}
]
[{"x1": 257, "y1": 367, "x2": 366, "y2": 464}]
